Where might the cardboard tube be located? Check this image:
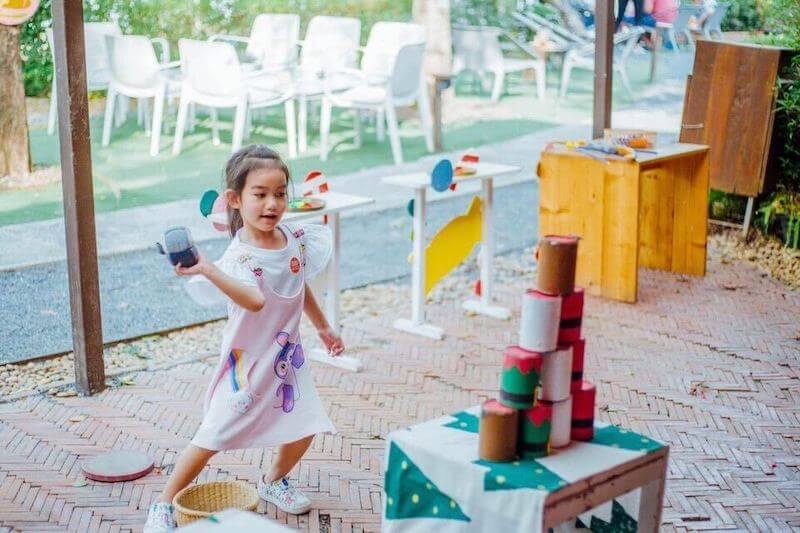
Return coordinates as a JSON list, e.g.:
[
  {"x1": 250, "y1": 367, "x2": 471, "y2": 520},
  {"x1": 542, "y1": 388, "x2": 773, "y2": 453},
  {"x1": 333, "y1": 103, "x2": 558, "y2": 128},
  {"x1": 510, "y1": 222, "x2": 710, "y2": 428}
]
[
  {"x1": 519, "y1": 289, "x2": 561, "y2": 352},
  {"x1": 539, "y1": 345, "x2": 573, "y2": 402},
  {"x1": 540, "y1": 396, "x2": 572, "y2": 448},
  {"x1": 479, "y1": 399, "x2": 519, "y2": 462},
  {"x1": 558, "y1": 287, "x2": 584, "y2": 343},
  {"x1": 500, "y1": 346, "x2": 544, "y2": 409},
  {"x1": 570, "y1": 338, "x2": 586, "y2": 392},
  {"x1": 536, "y1": 235, "x2": 579, "y2": 296},
  {"x1": 571, "y1": 380, "x2": 596, "y2": 441},
  {"x1": 519, "y1": 403, "x2": 552, "y2": 459}
]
